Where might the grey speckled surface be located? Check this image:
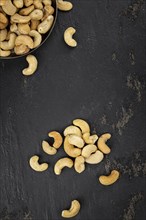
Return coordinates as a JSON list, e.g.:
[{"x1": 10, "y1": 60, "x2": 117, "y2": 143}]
[{"x1": 0, "y1": 0, "x2": 146, "y2": 220}]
